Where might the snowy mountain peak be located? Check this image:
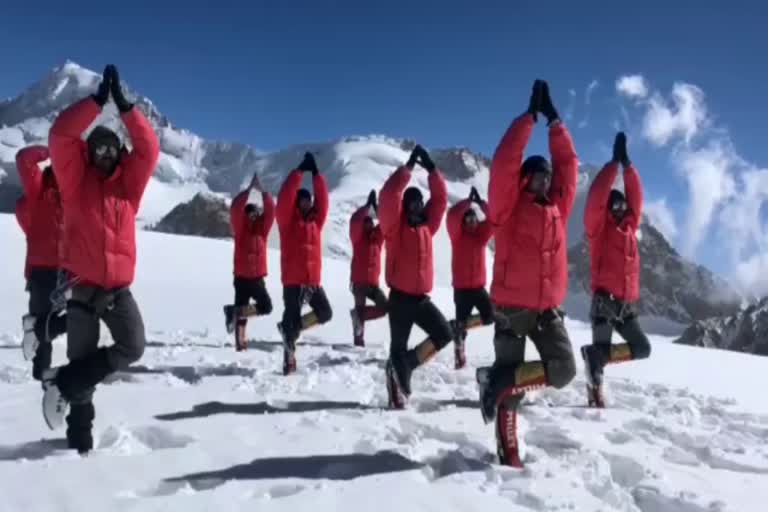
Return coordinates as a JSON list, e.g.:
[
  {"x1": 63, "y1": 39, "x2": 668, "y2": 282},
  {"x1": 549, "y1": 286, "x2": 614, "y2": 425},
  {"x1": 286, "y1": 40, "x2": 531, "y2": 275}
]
[{"x1": 0, "y1": 61, "x2": 169, "y2": 130}]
